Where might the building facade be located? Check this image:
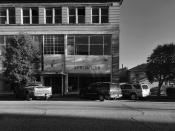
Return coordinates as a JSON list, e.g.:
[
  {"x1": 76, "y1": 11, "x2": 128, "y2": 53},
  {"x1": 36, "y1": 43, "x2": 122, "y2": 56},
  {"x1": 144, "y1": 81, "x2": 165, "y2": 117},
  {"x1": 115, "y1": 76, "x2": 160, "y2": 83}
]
[{"x1": 0, "y1": 0, "x2": 122, "y2": 95}]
